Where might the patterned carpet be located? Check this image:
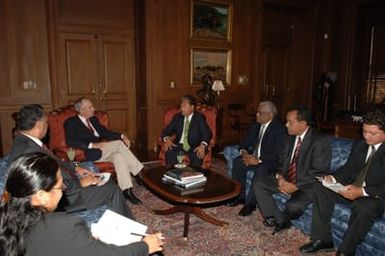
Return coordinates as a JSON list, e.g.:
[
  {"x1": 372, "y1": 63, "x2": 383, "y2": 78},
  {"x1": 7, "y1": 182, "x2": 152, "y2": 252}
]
[{"x1": 130, "y1": 159, "x2": 335, "y2": 256}]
